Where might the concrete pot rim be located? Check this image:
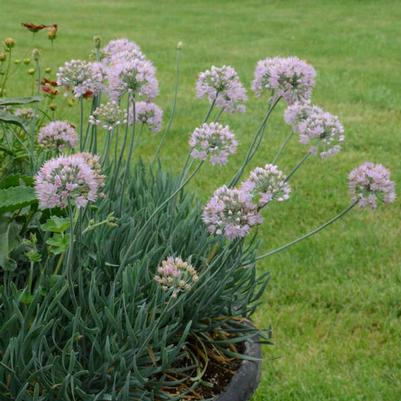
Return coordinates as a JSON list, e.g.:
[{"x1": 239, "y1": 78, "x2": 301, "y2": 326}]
[{"x1": 214, "y1": 335, "x2": 262, "y2": 401}]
